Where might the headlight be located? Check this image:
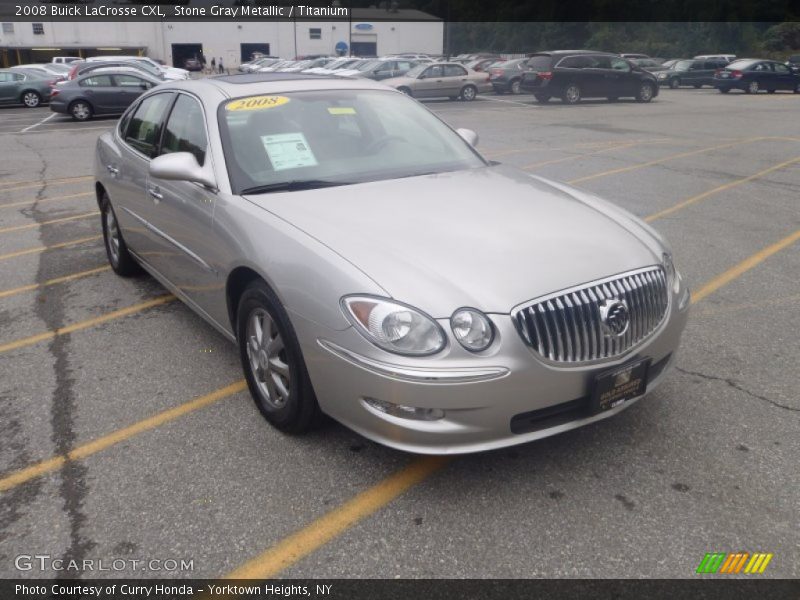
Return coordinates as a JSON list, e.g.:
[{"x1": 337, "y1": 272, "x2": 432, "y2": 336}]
[
  {"x1": 342, "y1": 296, "x2": 446, "y2": 356},
  {"x1": 450, "y1": 308, "x2": 494, "y2": 352},
  {"x1": 658, "y1": 73, "x2": 667, "y2": 79},
  {"x1": 662, "y1": 253, "x2": 682, "y2": 294}
]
